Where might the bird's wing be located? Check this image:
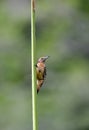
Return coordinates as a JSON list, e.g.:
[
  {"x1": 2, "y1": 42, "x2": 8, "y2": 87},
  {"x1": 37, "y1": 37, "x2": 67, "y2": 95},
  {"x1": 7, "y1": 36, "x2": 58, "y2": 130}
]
[{"x1": 43, "y1": 67, "x2": 46, "y2": 79}]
